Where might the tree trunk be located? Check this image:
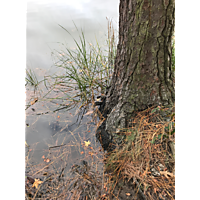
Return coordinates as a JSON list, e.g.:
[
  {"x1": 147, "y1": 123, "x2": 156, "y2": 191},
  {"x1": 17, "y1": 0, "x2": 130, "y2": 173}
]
[{"x1": 97, "y1": 0, "x2": 175, "y2": 150}]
